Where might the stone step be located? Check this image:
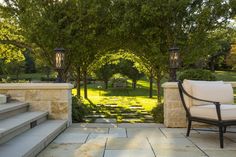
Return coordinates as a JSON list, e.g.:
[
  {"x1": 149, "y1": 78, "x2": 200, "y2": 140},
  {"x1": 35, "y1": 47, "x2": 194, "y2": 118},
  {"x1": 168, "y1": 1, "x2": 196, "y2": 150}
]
[
  {"x1": 0, "y1": 111, "x2": 48, "y2": 144},
  {"x1": 138, "y1": 111, "x2": 150, "y2": 115},
  {"x1": 0, "y1": 101, "x2": 29, "y2": 120},
  {"x1": 0, "y1": 94, "x2": 7, "y2": 104},
  {"x1": 144, "y1": 115, "x2": 154, "y2": 120},
  {"x1": 0, "y1": 120, "x2": 67, "y2": 157},
  {"x1": 104, "y1": 104, "x2": 118, "y2": 107},
  {"x1": 120, "y1": 118, "x2": 143, "y2": 123},
  {"x1": 85, "y1": 114, "x2": 106, "y2": 118},
  {"x1": 129, "y1": 106, "x2": 144, "y2": 109},
  {"x1": 94, "y1": 118, "x2": 117, "y2": 123}
]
